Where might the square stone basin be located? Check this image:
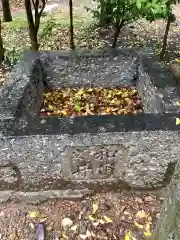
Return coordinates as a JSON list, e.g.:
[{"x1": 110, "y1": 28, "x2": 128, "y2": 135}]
[{"x1": 0, "y1": 48, "x2": 179, "y2": 193}]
